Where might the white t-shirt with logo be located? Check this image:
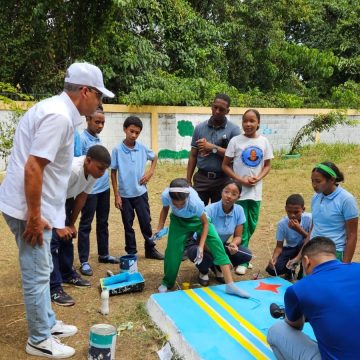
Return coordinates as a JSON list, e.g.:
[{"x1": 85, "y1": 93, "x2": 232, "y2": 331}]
[{"x1": 225, "y1": 134, "x2": 274, "y2": 201}]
